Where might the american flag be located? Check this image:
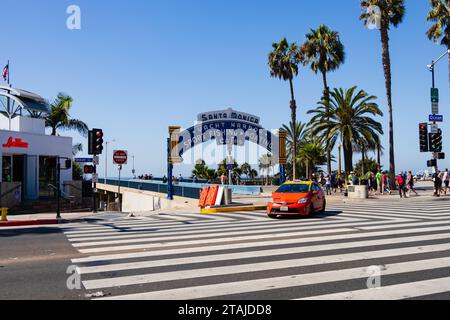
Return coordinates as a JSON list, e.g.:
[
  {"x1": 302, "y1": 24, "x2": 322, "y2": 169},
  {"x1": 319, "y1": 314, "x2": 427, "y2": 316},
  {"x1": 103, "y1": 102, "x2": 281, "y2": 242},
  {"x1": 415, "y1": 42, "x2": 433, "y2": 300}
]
[{"x1": 2, "y1": 64, "x2": 9, "y2": 82}]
